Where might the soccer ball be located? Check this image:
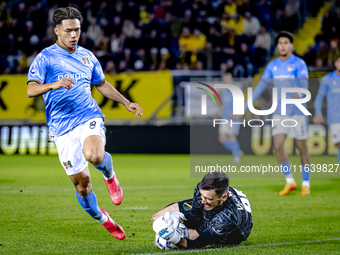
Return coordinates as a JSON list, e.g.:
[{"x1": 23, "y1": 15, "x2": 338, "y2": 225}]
[{"x1": 156, "y1": 223, "x2": 189, "y2": 250}]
